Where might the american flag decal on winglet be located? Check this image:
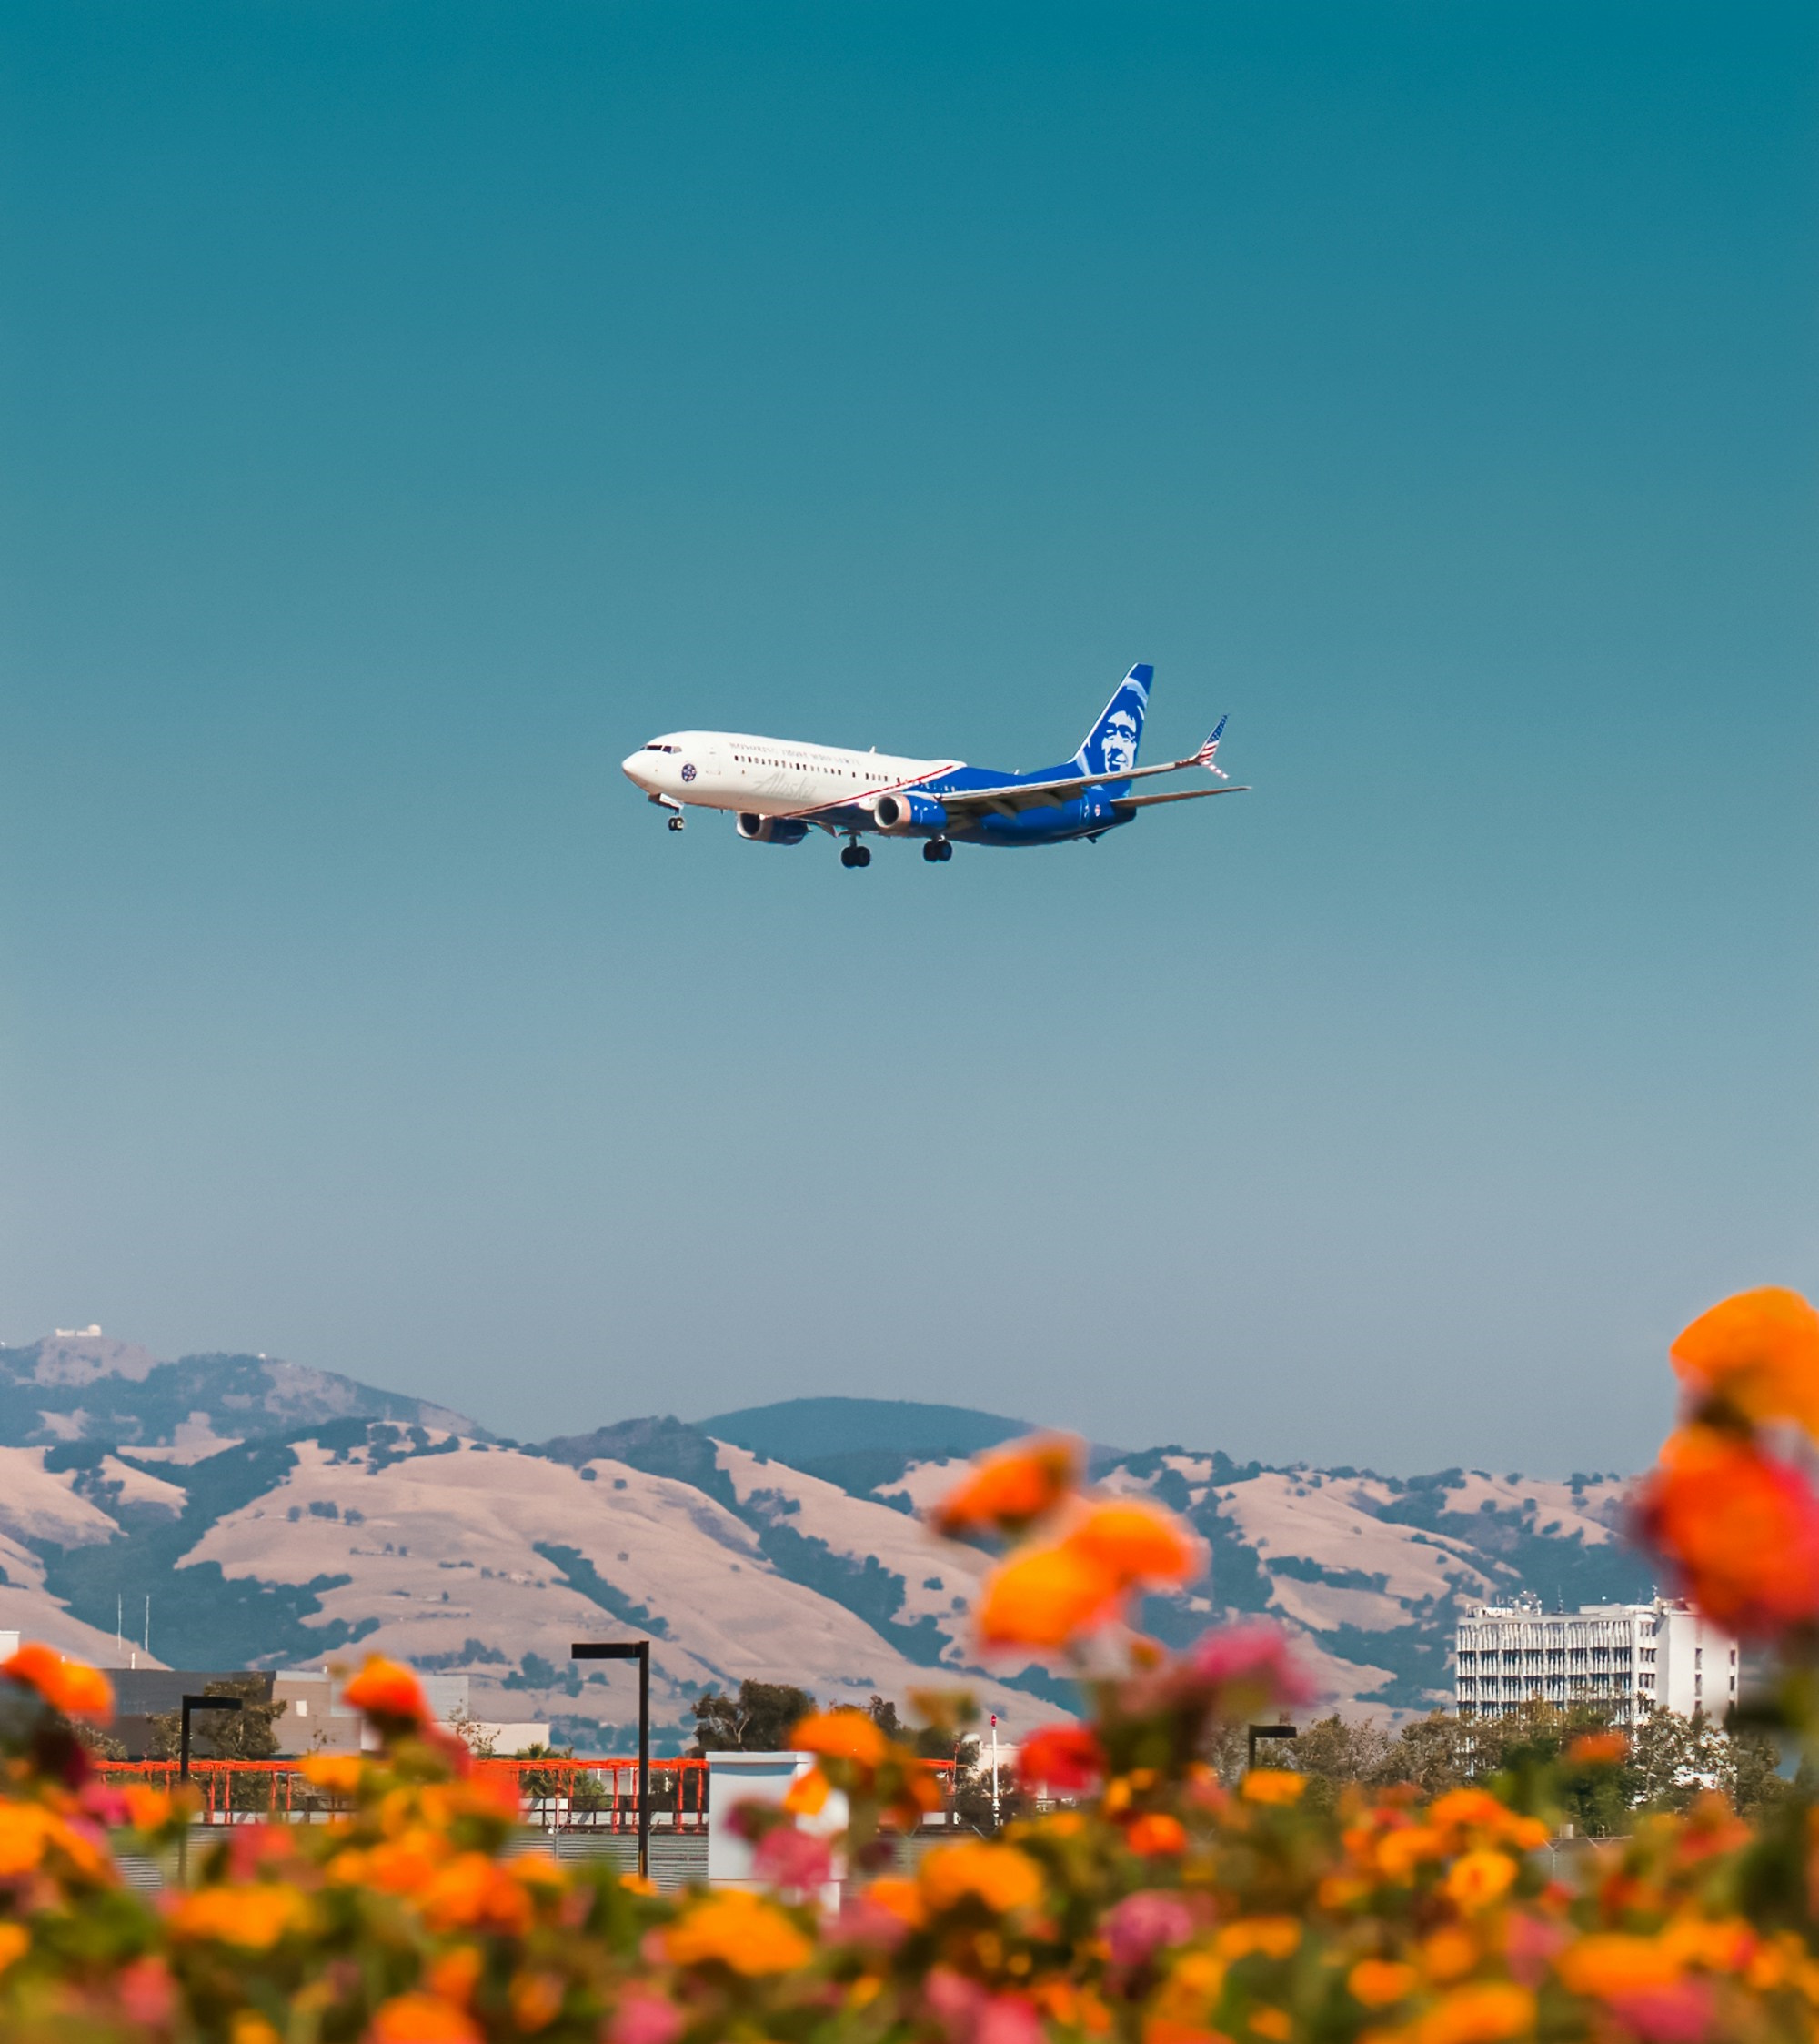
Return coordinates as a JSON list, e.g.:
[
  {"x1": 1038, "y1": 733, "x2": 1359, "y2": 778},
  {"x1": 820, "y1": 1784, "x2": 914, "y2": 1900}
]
[{"x1": 1196, "y1": 715, "x2": 1230, "y2": 778}]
